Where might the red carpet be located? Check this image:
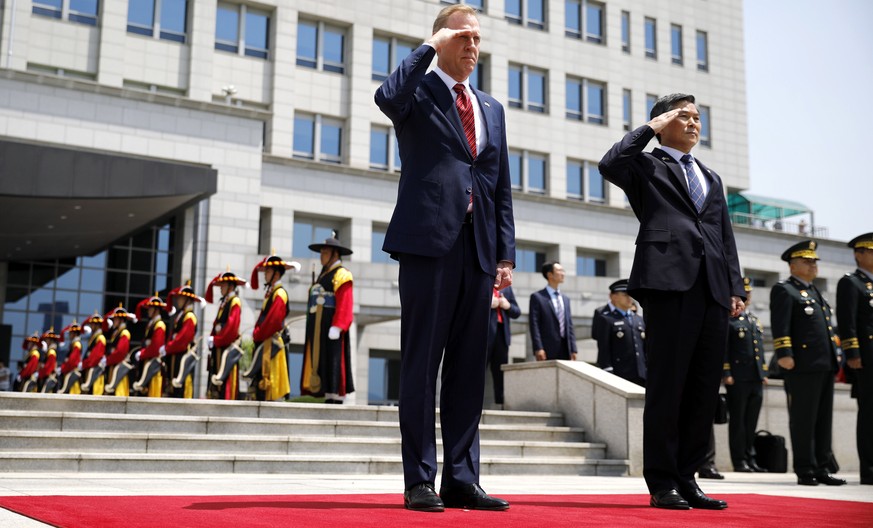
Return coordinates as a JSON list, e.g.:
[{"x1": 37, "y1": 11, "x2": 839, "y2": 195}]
[{"x1": 1, "y1": 493, "x2": 871, "y2": 528}]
